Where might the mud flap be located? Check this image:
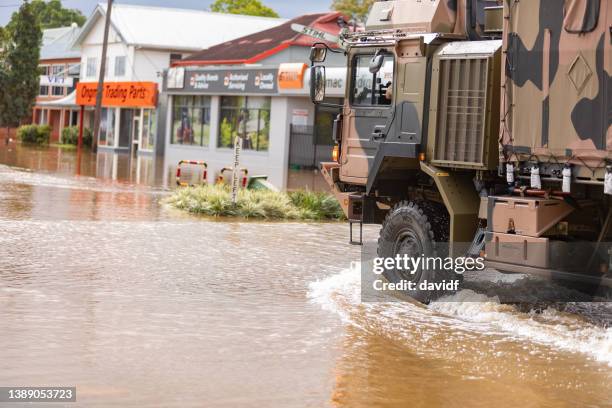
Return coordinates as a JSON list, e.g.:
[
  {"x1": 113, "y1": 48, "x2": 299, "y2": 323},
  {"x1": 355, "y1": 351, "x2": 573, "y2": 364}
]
[{"x1": 420, "y1": 162, "x2": 480, "y2": 256}]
